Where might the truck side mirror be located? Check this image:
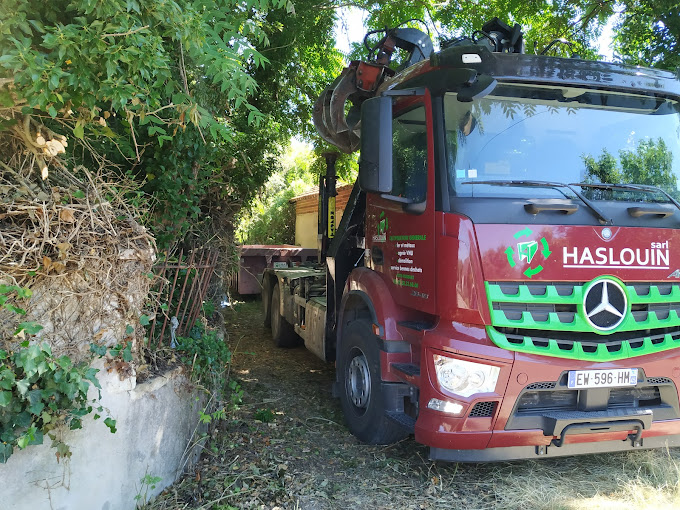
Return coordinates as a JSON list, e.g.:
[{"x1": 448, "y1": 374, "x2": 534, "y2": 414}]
[{"x1": 359, "y1": 96, "x2": 393, "y2": 194}]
